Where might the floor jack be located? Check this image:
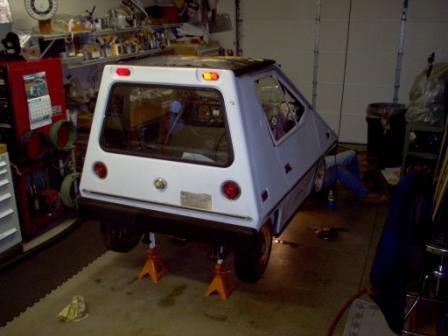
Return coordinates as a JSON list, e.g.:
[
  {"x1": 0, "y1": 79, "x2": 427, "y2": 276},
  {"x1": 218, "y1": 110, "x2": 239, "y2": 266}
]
[
  {"x1": 205, "y1": 247, "x2": 234, "y2": 300},
  {"x1": 138, "y1": 232, "x2": 168, "y2": 283}
]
